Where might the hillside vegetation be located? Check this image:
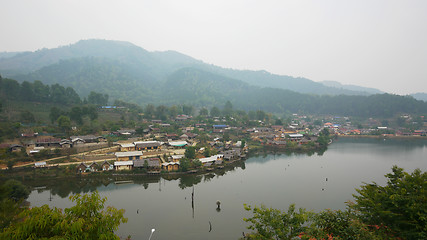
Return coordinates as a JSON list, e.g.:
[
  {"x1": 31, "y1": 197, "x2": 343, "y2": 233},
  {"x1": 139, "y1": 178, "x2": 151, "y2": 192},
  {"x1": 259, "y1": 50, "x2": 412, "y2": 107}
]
[
  {"x1": 0, "y1": 40, "x2": 426, "y2": 117},
  {"x1": 1, "y1": 39, "x2": 381, "y2": 96},
  {"x1": 1, "y1": 75, "x2": 426, "y2": 118}
]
